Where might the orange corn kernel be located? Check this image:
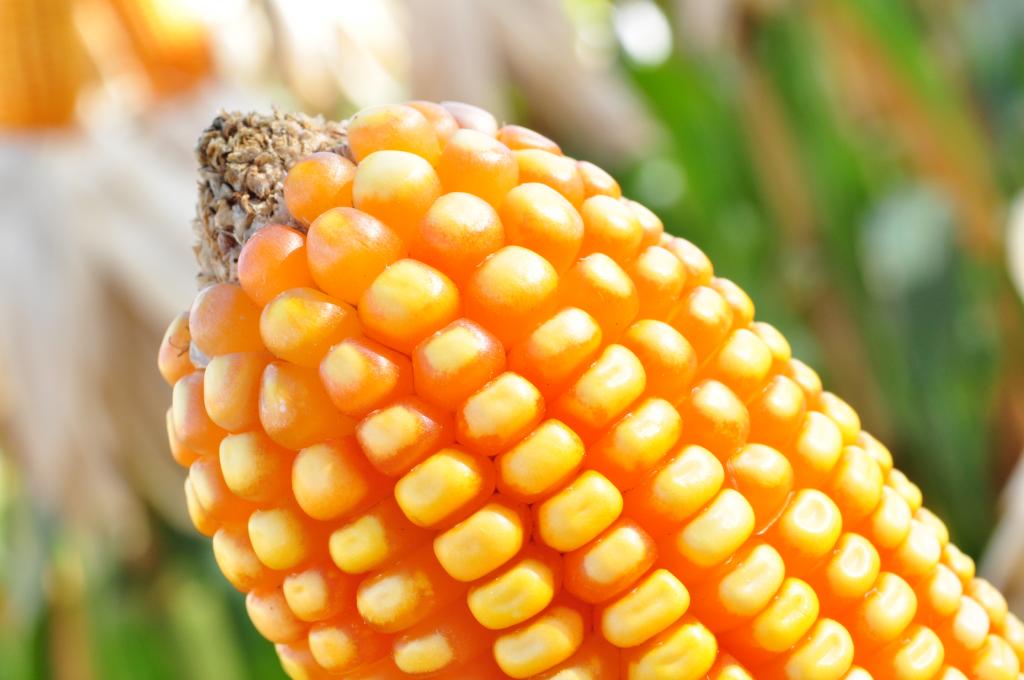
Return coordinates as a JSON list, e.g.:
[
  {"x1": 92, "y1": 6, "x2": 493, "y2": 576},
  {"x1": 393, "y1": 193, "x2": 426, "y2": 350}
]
[
  {"x1": 915, "y1": 563, "x2": 963, "y2": 619},
  {"x1": 859, "y1": 486, "x2": 913, "y2": 552},
  {"x1": 663, "y1": 236, "x2": 714, "y2": 287},
  {"x1": 259, "y1": 288, "x2": 360, "y2": 367},
  {"x1": 563, "y1": 519, "x2": 657, "y2": 604},
  {"x1": 184, "y1": 477, "x2": 218, "y2": 537},
  {"x1": 283, "y1": 563, "x2": 355, "y2": 622},
  {"x1": 560, "y1": 253, "x2": 639, "y2": 341},
  {"x1": 355, "y1": 545, "x2": 464, "y2": 633},
  {"x1": 804, "y1": 533, "x2": 880, "y2": 611},
  {"x1": 767, "y1": 489, "x2": 843, "y2": 570},
  {"x1": 436, "y1": 129, "x2": 518, "y2": 209},
  {"x1": 537, "y1": 470, "x2": 623, "y2": 553},
  {"x1": 283, "y1": 151, "x2": 356, "y2": 226},
  {"x1": 819, "y1": 392, "x2": 861, "y2": 446},
  {"x1": 172, "y1": 371, "x2": 226, "y2": 455},
  {"x1": 599, "y1": 568, "x2": 689, "y2": 648},
  {"x1": 579, "y1": 194, "x2": 644, "y2": 264},
  {"x1": 968, "y1": 634, "x2": 1020, "y2": 680},
  {"x1": 319, "y1": 337, "x2": 412, "y2": 418},
  {"x1": 465, "y1": 245, "x2": 560, "y2": 346},
  {"x1": 247, "y1": 586, "x2": 307, "y2": 643},
  {"x1": 307, "y1": 614, "x2": 390, "y2": 675},
  {"x1": 212, "y1": 524, "x2": 277, "y2": 592},
  {"x1": 190, "y1": 282, "x2": 264, "y2": 357},
  {"x1": 189, "y1": 455, "x2": 247, "y2": 523},
  {"x1": 627, "y1": 200, "x2": 664, "y2": 248},
  {"x1": 968, "y1": 579, "x2": 1009, "y2": 630},
  {"x1": 532, "y1": 635, "x2": 619, "y2": 679},
  {"x1": 405, "y1": 100, "x2": 459, "y2": 144},
  {"x1": 687, "y1": 541, "x2": 786, "y2": 633},
  {"x1": 858, "y1": 430, "x2": 894, "y2": 474},
  {"x1": 456, "y1": 372, "x2": 545, "y2": 455},
  {"x1": 679, "y1": 380, "x2": 750, "y2": 457},
  {"x1": 827, "y1": 445, "x2": 885, "y2": 524},
  {"x1": 762, "y1": 618, "x2": 854, "y2": 680},
  {"x1": 237, "y1": 225, "x2": 315, "y2": 306},
  {"x1": 629, "y1": 246, "x2": 687, "y2": 320},
  {"x1": 790, "y1": 411, "x2": 845, "y2": 486},
  {"x1": 726, "y1": 443, "x2": 794, "y2": 530},
  {"x1": 204, "y1": 352, "x2": 268, "y2": 433},
  {"x1": 588, "y1": 398, "x2": 682, "y2": 490},
  {"x1": 306, "y1": 207, "x2": 406, "y2": 305},
  {"x1": 514, "y1": 149, "x2": 584, "y2": 207},
  {"x1": 724, "y1": 577, "x2": 819, "y2": 663},
  {"x1": 158, "y1": 311, "x2": 193, "y2": 385},
  {"x1": 620, "y1": 319, "x2": 697, "y2": 403},
  {"x1": 847, "y1": 572, "x2": 918, "y2": 650},
  {"x1": 671, "y1": 285, "x2": 734, "y2": 365},
  {"x1": 499, "y1": 182, "x2": 583, "y2": 273},
  {"x1": 293, "y1": 438, "x2": 384, "y2": 521},
  {"x1": 355, "y1": 397, "x2": 451, "y2": 476},
  {"x1": 703, "y1": 328, "x2": 773, "y2": 401},
  {"x1": 748, "y1": 375, "x2": 808, "y2": 449},
  {"x1": 166, "y1": 407, "x2": 199, "y2": 468},
  {"x1": 441, "y1": 100, "x2": 498, "y2": 136},
  {"x1": 660, "y1": 489, "x2": 755, "y2": 580},
  {"x1": 328, "y1": 497, "x2": 429, "y2": 575},
  {"x1": 347, "y1": 104, "x2": 441, "y2": 164},
  {"x1": 394, "y1": 447, "x2": 494, "y2": 529},
  {"x1": 352, "y1": 150, "x2": 441, "y2": 243},
  {"x1": 497, "y1": 125, "x2": 561, "y2": 154},
  {"x1": 496, "y1": 419, "x2": 585, "y2": 503},
  {"x1": 750, "y1": 321, "x2": 792, "y2": 370},
  {"x1": 259, "y1": 362, "x2": 353, "y2": 450},
  {"x1": 358, "y1": 259, "x2": 460, "y2": 354},
  {"x1": 862, "y1": 624, "x2": 944, "y2": 680},
  {"x1": 885, "y1": 519, "x2": 942, "y2": 581},
  {"x1": 577, "y1": 160, "x2": 621, "y2": 199},
  {"x1": 411, "y1": 192, "x2": 505, "y2": 284},
  {"x1": 707, "y1": 654, "x2": 754, "y2": 680},
  {"x1": 710, "y1": 278, "x2": 755, "y2": 329},
  {"x1": 391, "y1": 604, "x2": 491, "y2": 675},
  {"x1": 787, "y1": 358, "x2": 824, "y2": 406},
  {"x1": 412, "y1": 319, "x2": 506, "y2": 411},
  {"x1": 507, "y1": 307, "x2": 603, "y2": 397},
  {"x1": 219, "y1": 431, "x2": 292, "y2": 503}
]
